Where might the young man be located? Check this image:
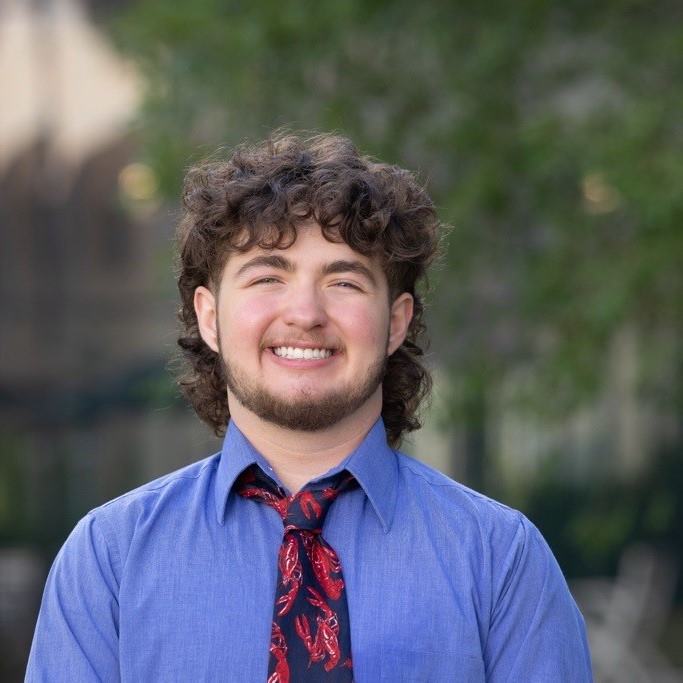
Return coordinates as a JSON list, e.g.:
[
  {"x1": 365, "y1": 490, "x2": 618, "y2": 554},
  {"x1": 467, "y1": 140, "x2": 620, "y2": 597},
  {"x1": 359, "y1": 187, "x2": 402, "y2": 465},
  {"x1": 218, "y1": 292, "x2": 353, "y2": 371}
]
[{"x1": 27, "y1": 133, "x2": 593, "y2": 681}]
